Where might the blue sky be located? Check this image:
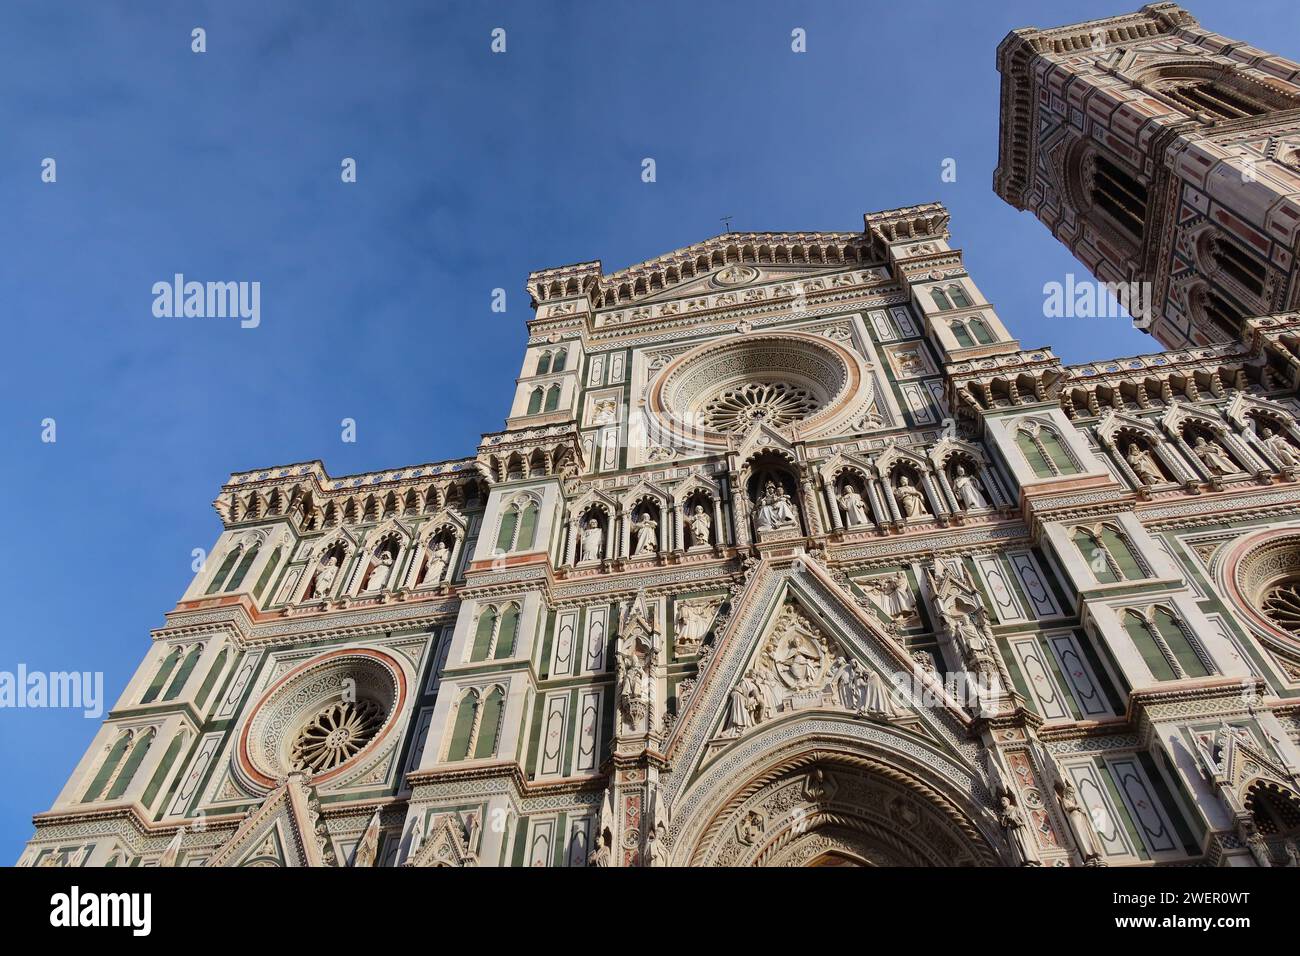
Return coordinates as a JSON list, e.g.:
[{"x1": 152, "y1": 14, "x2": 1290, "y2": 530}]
[{"x1": 1, "y1": 0, "x2": 1296, "y2": 862}]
